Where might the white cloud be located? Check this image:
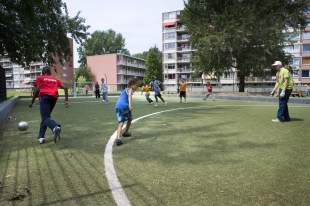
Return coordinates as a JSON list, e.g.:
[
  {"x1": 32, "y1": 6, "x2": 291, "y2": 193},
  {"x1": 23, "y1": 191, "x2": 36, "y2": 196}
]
[{"x1": 64, "y1": 0, "x2": 184, "y2": 67}]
